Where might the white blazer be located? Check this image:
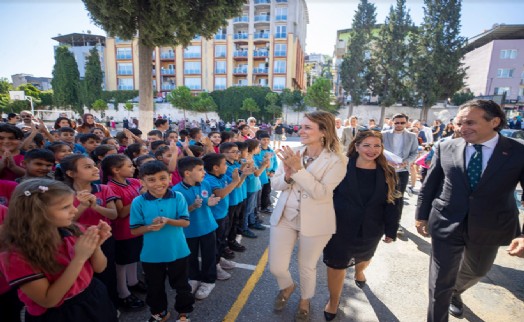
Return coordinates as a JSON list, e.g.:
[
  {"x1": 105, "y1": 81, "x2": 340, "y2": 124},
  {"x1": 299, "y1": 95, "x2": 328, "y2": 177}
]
[{"x1": 270, "y1": 146, "x2": 347, "y2": 237}]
